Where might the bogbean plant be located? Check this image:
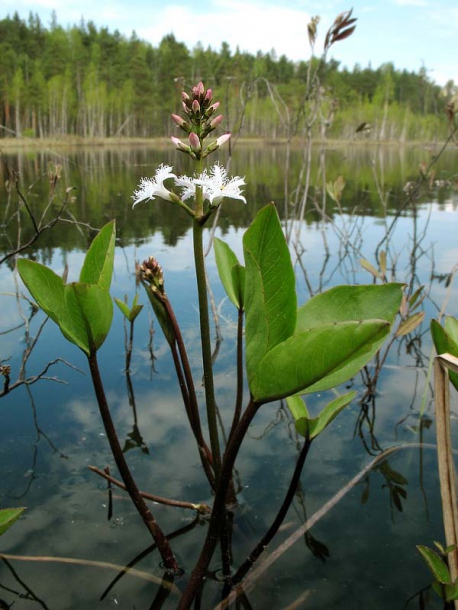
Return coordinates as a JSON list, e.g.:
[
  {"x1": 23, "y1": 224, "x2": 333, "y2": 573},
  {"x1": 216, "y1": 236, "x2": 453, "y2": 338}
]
[{"x1": 17, "y1": 82, "x2": 404, "y2": 608}]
